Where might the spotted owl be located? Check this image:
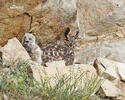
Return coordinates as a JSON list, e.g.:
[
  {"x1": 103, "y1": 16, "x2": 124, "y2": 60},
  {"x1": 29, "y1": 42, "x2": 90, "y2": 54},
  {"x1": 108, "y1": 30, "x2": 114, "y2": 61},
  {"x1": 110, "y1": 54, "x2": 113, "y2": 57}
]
[{"x1": 40, "y1": 27, "x2": 79, "y2": 66}]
